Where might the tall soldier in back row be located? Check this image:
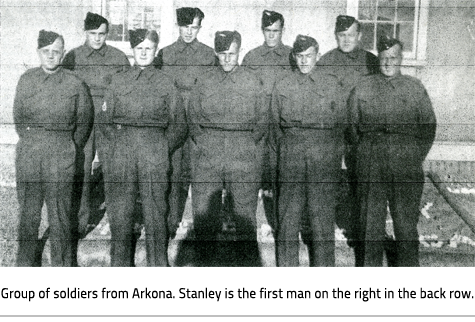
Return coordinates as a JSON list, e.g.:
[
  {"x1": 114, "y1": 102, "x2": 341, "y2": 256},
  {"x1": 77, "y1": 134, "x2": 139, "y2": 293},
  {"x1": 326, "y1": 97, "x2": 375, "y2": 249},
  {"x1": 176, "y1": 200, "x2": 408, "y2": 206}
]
[
  {"x1": 348, "y1": 36, "x2": 436, "y2": 266},
  {"x1": 154, "y1": 7, "x2": 216, "y2": 237},
  {"x1": 311, "y1": 15, "x2": 379, "y2": 266},
  {"x1": 14, "y1": 31, "x2": 93, "y2": 266},
  {"x1": 241, "y1": 9, "x2": 292, "y2": 234},
  {"x1": 63, "y1": 12, "x2": 130, "y2": 239}
]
